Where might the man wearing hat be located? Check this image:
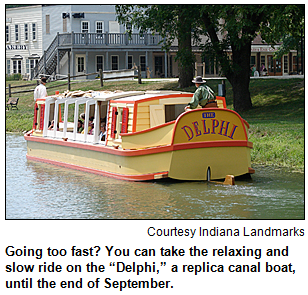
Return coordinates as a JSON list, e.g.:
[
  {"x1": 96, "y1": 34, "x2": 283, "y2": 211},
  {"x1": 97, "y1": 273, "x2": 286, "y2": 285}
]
[
  {"x1": 185, "y1": 76, "x2": 215, "y2": 110},
  {"x1": 34, "y1": 77, "x2": 48, "y2": 101}
]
